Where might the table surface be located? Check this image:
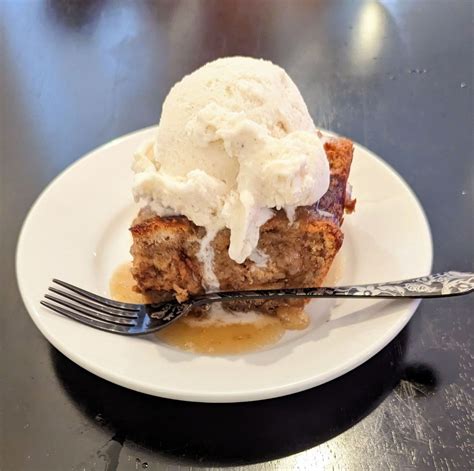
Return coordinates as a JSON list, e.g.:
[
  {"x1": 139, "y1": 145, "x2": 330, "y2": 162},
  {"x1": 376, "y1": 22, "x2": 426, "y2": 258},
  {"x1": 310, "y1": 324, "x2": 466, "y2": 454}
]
[{"x1": 1, "y1": 1, "x2": 473, "y2": 470}]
